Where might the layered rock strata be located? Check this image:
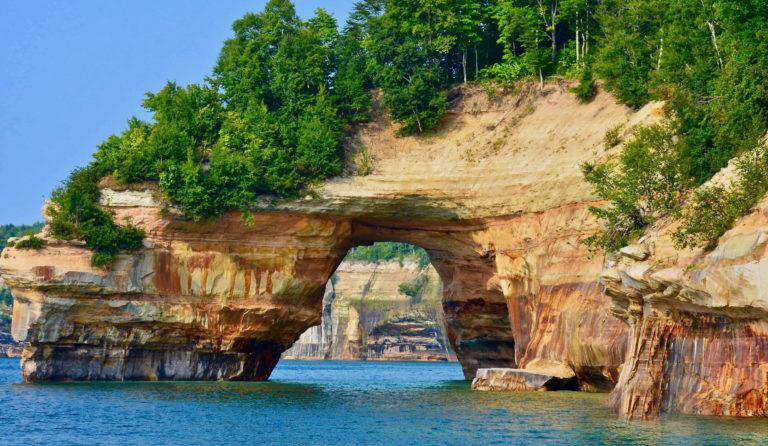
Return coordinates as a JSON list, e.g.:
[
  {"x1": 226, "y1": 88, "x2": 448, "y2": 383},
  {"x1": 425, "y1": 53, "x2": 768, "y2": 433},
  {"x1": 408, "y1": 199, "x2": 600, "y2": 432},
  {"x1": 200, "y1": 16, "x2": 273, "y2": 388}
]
[
  {"x1": 1, "y1": 85, "x2": 645, "y2": 389},
  {"x1": 604, "y1": 193, "x2": 768, "y2": 419},
  {"x1": 282, "y1": 259, "x2": 455, "y2": 361}
]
